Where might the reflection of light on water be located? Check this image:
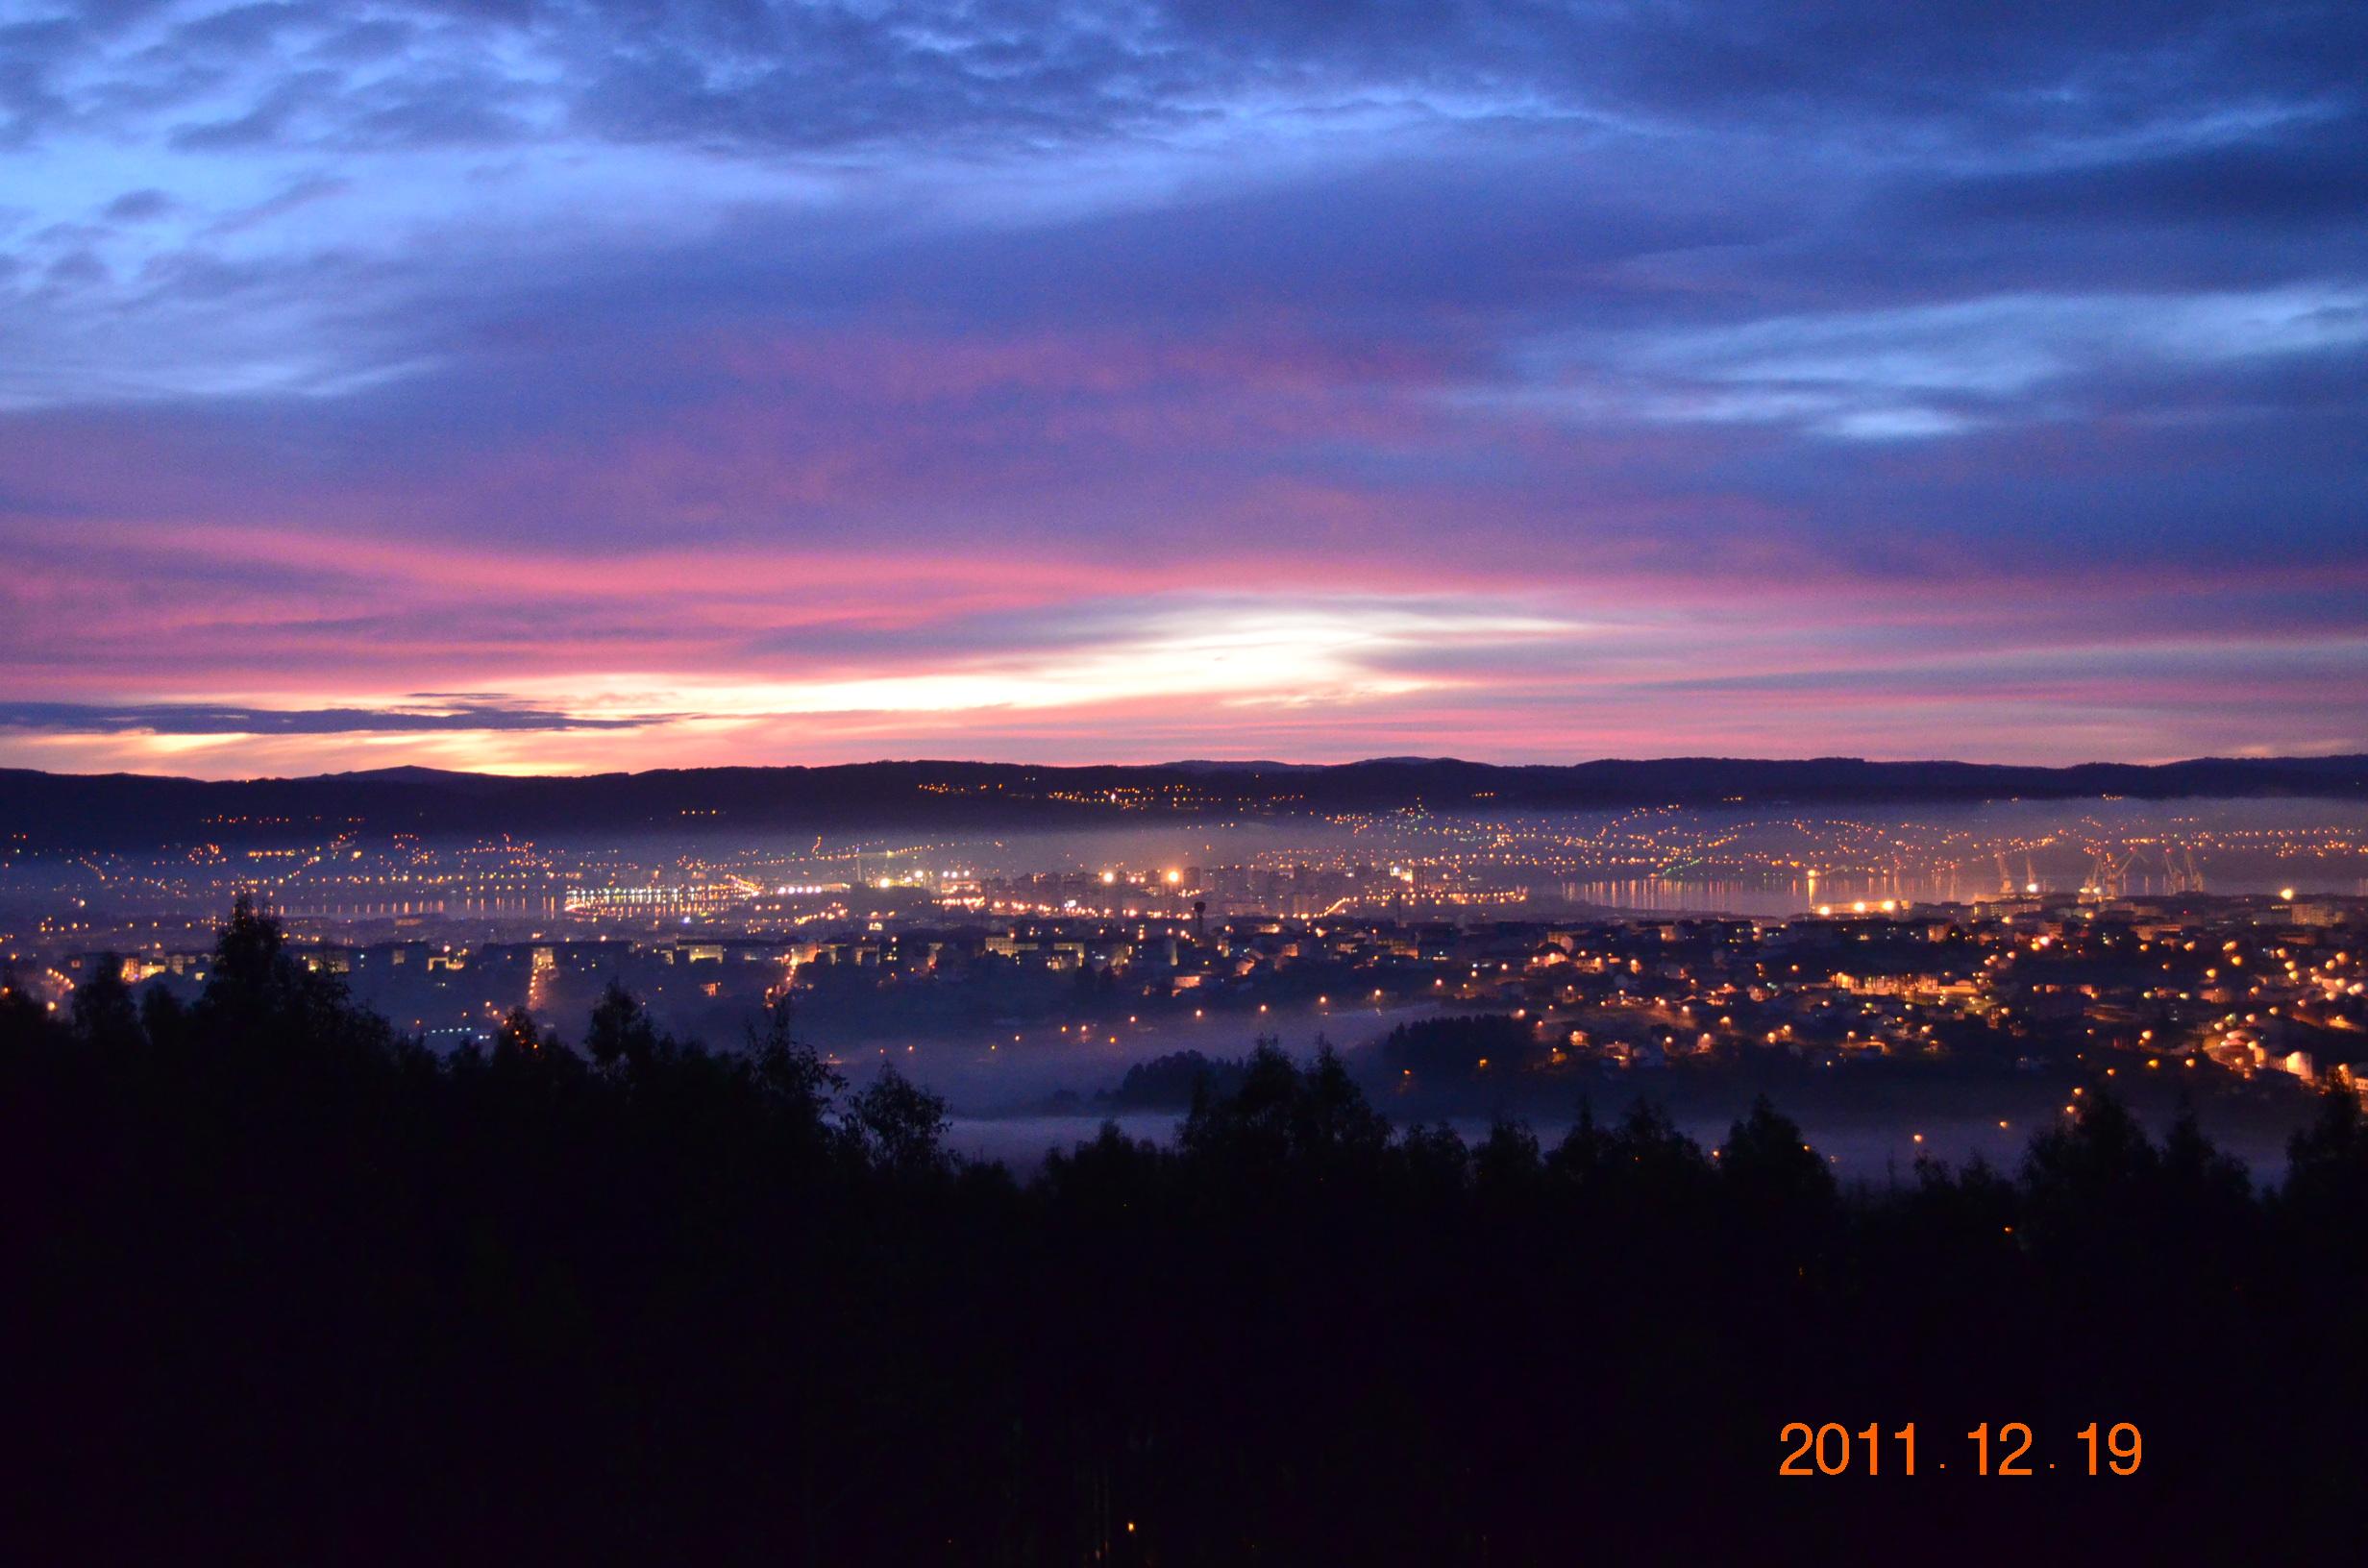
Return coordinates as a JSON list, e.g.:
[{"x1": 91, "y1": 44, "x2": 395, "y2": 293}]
[
  {"x1": 1557, "y1": 860, "x2": 2357, "y2": 919},
  {"x1": 1558, "y1": 874, "x2": 1971, "y2": 919}
]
